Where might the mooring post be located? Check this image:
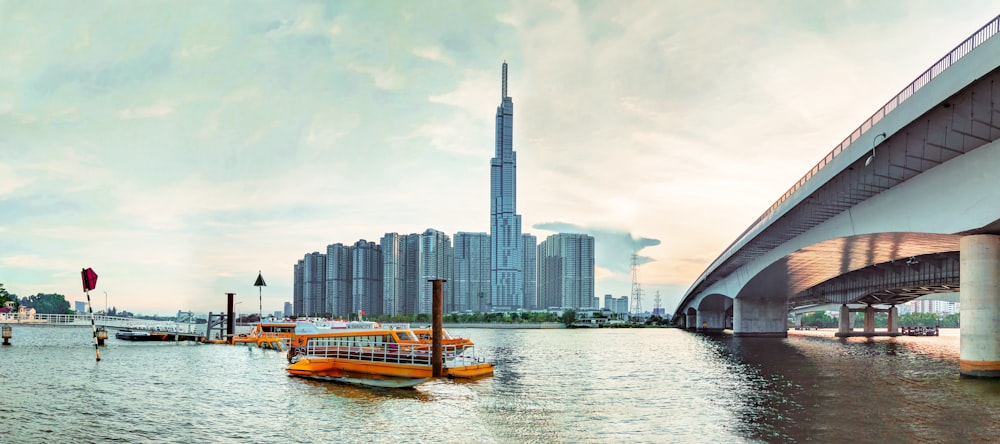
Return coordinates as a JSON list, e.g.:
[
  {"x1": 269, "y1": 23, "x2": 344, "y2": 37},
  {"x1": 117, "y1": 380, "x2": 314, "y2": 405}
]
[
  {"x1": 430, "y1": 279, "x2": 446, "y2": 377},
  {"x1": 226, "y1": 293, "x2": 236, "y2": 345},
  {"x1": 2, "y1": 324, "x2": 11, "y2": 345},
  {"x1": 96, "y1": 327, "x2": 108, "y2": 346}
]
